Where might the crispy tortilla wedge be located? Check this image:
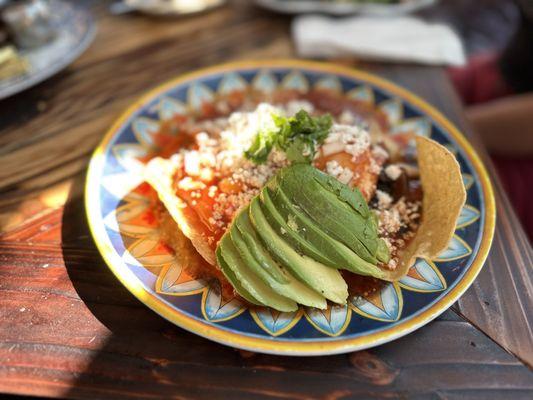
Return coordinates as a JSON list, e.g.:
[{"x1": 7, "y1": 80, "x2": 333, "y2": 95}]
[{"x1": 381, "y1": 136, "x2": 466, "y2": 281}]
